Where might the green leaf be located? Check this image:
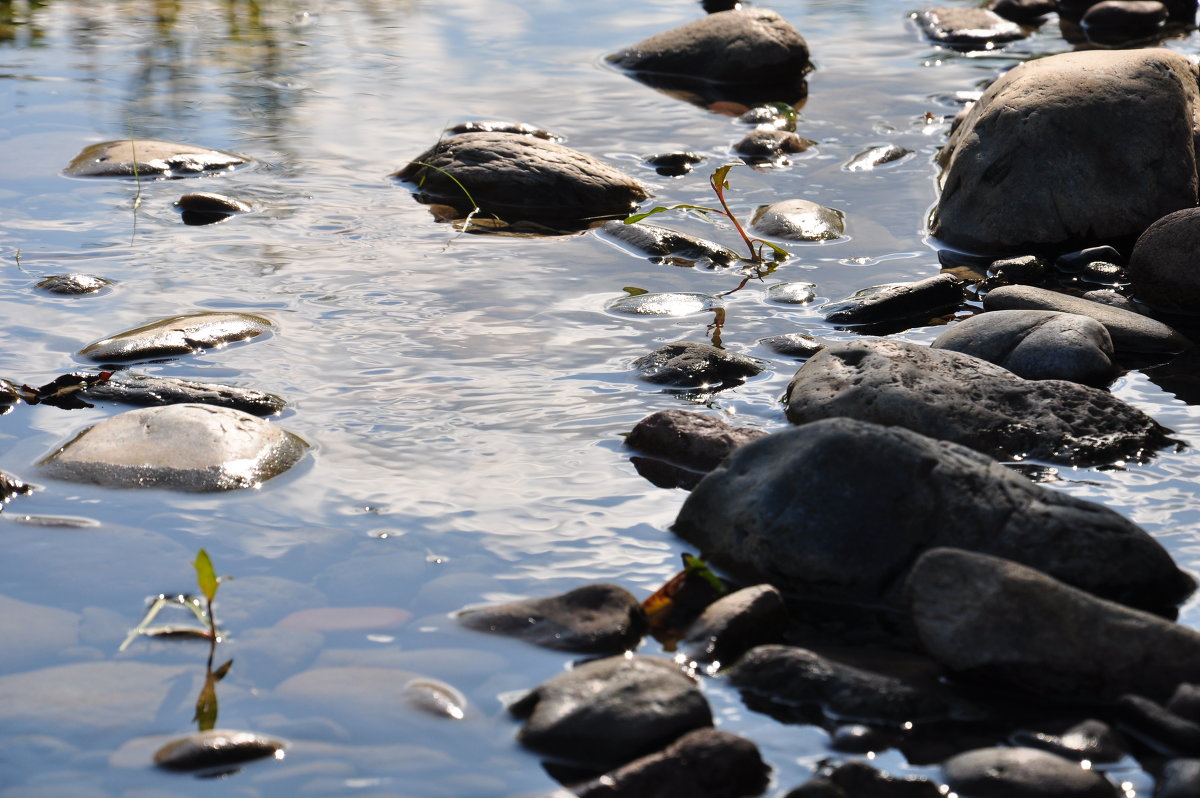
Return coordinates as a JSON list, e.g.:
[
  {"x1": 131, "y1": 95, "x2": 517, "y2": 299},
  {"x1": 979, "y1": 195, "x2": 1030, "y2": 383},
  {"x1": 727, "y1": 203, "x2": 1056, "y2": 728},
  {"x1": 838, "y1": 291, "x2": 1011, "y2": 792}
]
[
  {"x1": 193, "y1": 670, "x2": 219, "y2": 732},
  {"x1": 682, "y1": 553, "x2": 726, "y2": 595},
  {"x1": 193, "y1": 549, "x2": 218, "y2": 603},
  {"x1": 710, "y1": 163, "x2": 736, "y2": 193},
  {"x1": 212, "y1": 658, "x2": 234, "y2": 681},
  {"x1": 623, "y1": 206, "x2": 674, "y2": 224},
  {"x1": 622, "y1": 286, "x2": 648, "y2": 296}
]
